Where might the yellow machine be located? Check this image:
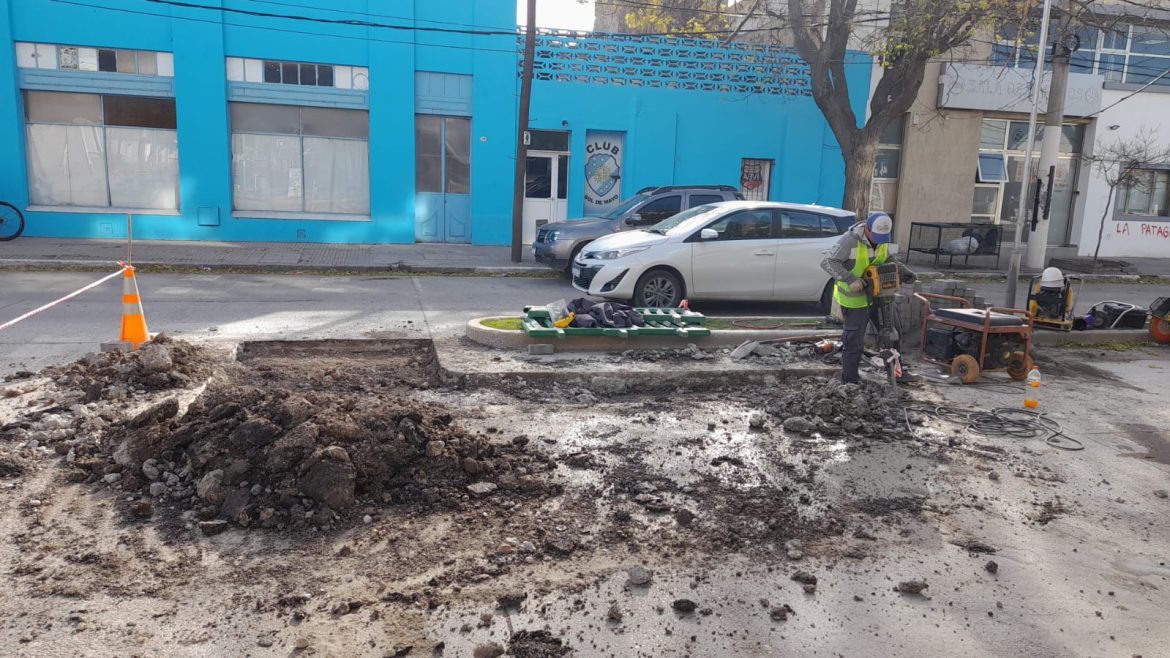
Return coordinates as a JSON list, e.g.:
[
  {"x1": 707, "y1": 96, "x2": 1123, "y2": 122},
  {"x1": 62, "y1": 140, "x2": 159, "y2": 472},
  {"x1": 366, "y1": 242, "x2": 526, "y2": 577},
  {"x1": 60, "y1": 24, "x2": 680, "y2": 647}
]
[
  {"x1": 863, "y1": 263, "x2": 901, "y2": 299},
  {"x1": 1026, "y1": 267, "x2": 1081, "y2": 332}
]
